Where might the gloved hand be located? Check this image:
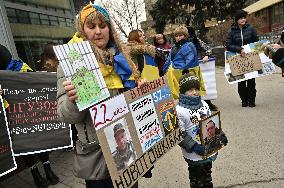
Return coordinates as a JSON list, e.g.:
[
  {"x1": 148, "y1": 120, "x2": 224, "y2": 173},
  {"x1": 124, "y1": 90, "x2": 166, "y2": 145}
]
[
  {"x1": 191, "y1": 143, "x2": 205, "y2": 156},
  {"x1": 221, "y1": 133, "x2": 228, "y2": 146}
]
